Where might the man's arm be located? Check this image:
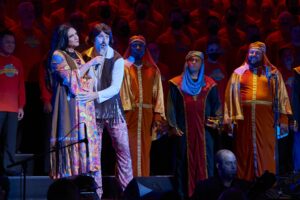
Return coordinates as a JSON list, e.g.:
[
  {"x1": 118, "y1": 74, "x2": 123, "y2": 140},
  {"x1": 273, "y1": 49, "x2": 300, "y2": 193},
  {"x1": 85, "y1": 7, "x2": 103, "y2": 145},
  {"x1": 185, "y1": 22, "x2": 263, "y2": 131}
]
[
  {"x1": 167, "y1": 83, "x2": 184, "y2": 137},
  {"x1": 153, "y1": 69, "x2": 166, "y2": 120},
  {"x1": 96, "y1": 57, "x2": 124, "y2": 103},
  {"x1": 209, "y1": 85, "x2": 222, "y2": 117},
  {"x1": 18, "y1": 59, "x2": 25, "y2": 120}
]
